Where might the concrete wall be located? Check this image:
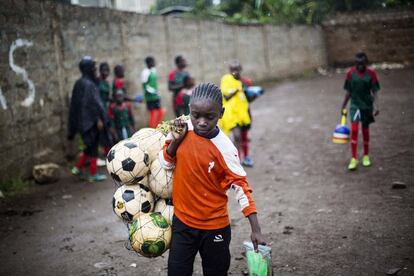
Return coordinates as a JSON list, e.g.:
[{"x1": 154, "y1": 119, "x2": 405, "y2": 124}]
[
  {"x1": 0, "y1": 0, "x2": 326, "y2": 181},
  {"x1": 323, "y1": 9, "x2": 414, "y2": 66}
]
